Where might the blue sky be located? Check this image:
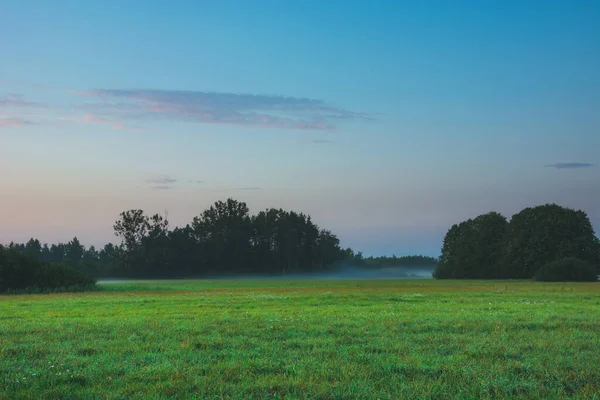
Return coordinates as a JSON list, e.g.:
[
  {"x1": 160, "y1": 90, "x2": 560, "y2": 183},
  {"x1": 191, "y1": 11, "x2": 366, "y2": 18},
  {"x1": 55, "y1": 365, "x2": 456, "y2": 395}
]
[{"x1": 1, "y1": 0, "x2": 599, "y2": 256}]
